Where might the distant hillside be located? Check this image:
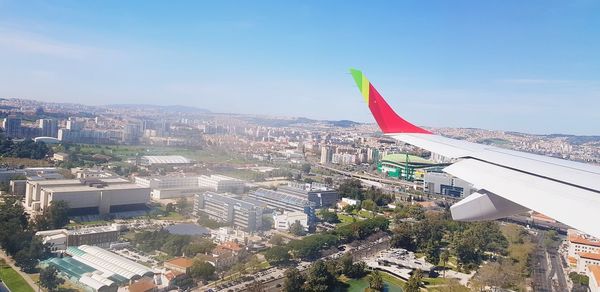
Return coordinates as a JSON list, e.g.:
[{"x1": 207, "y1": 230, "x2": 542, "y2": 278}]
[{"x1": 106, "y1": 104, "x2": 211, "y2": 114}]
